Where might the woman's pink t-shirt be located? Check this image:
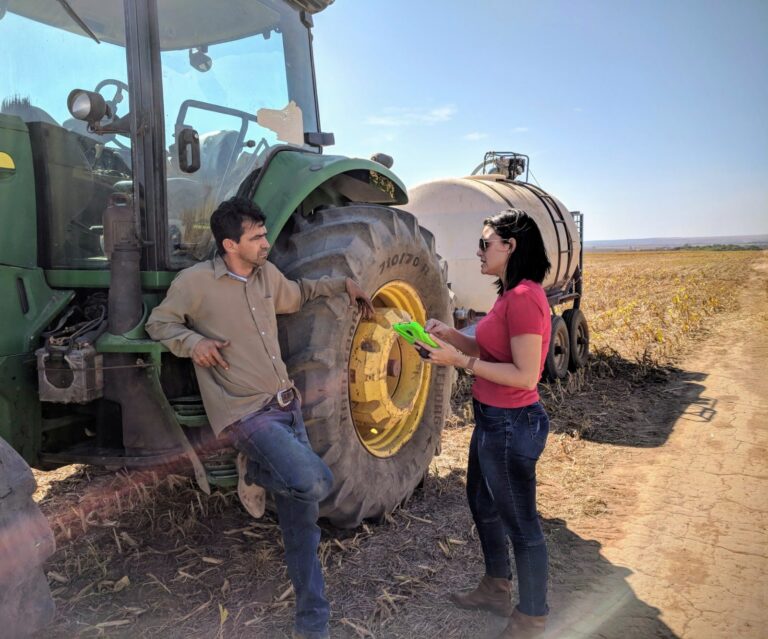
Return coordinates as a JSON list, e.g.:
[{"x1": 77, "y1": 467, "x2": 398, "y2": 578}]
[{"x1": 472, "y1": 279, "x2": 551, "y2": 408}]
